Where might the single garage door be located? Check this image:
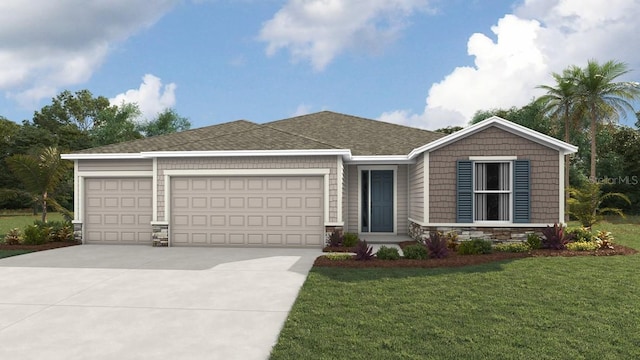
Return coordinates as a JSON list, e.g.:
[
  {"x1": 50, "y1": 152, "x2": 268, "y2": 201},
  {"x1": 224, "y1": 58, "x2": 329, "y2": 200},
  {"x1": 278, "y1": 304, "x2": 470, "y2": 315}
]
[
  {"x1": 84, "y1": 178, "x2": 153, "y2": 244},
  {"x1": 171, "y1": 176, "x2": 324, "y2": 247}
]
